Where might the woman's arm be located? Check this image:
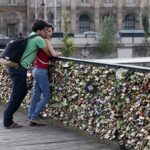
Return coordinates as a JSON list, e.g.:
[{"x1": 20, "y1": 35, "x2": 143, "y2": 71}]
[{"x1": 45, "y1": 39, "x2": 62, "y2": 57}]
